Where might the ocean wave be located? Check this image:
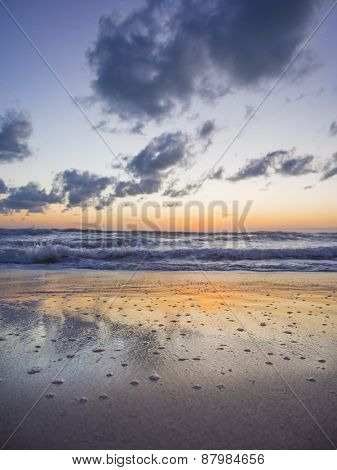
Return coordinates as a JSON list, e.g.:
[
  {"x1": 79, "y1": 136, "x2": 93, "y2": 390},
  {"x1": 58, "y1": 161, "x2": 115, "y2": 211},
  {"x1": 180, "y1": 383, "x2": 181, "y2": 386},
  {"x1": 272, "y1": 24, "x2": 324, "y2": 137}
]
[
  {"x1": 1, "y1": 228, "x2": 337, "y2": 239},
  {"x1": 1, "y1": 244, "x2": 337, "y2": 265},
  {"x1": 1, "y1": 229, "x2": 337, "y2": 271}
]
